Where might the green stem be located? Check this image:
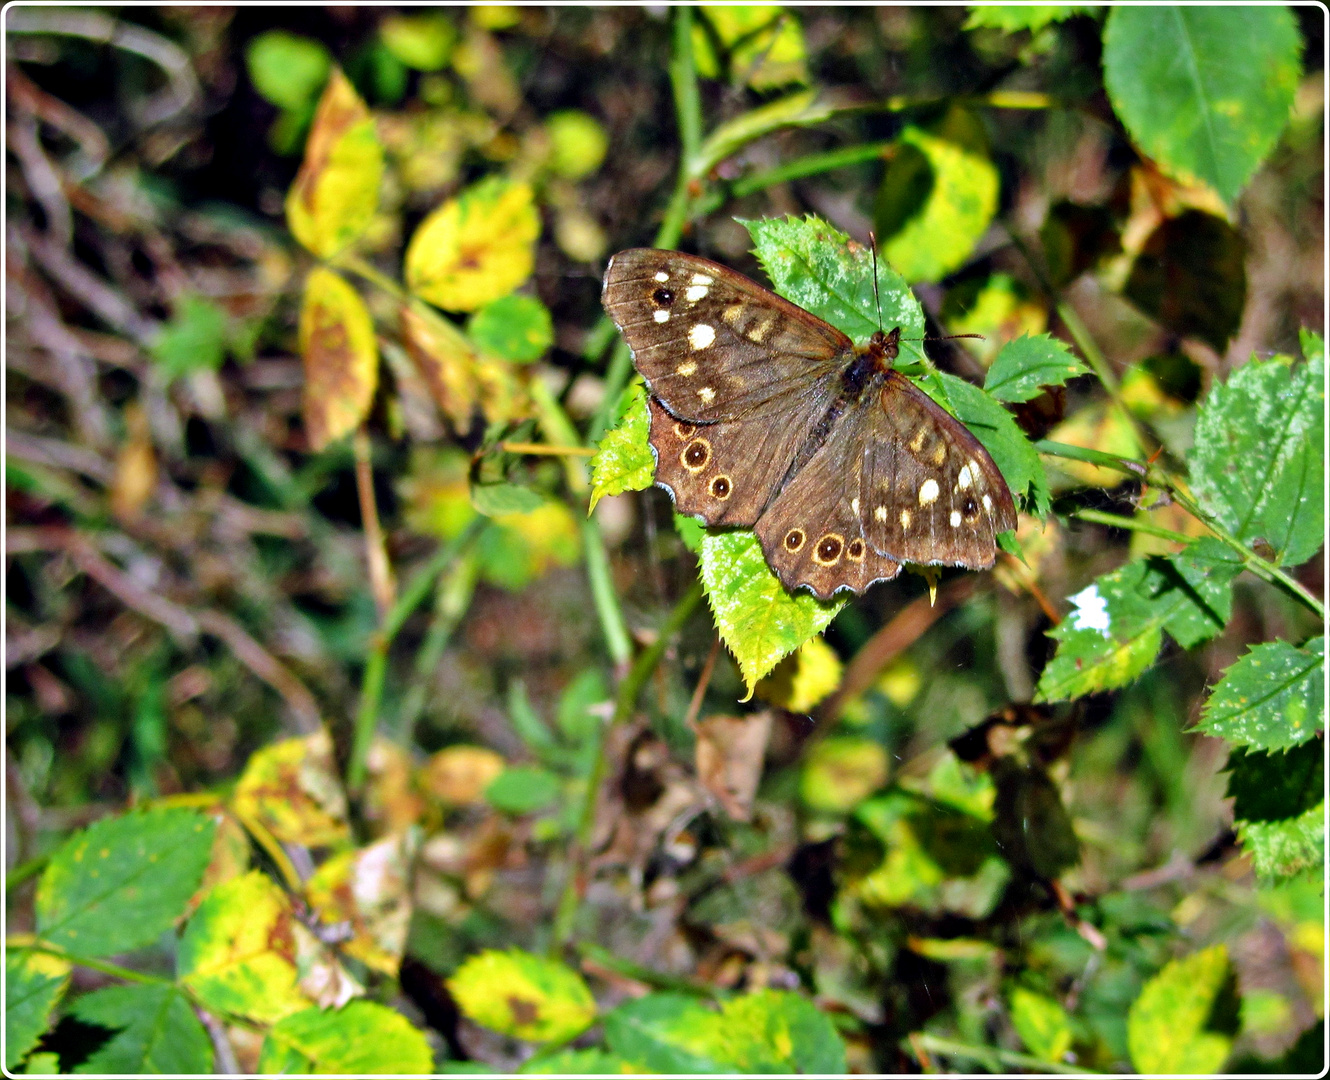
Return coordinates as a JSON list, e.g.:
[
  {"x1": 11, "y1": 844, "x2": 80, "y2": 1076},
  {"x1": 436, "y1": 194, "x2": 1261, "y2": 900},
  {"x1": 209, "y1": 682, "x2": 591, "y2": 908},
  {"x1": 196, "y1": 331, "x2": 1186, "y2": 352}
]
[
  {"x1": 24, "y1": 942, "x2": 176, "y2": 989},
  {"x1": 910, "y1": 1033, "x2": 1098, "y2": 1076},
  {"x1": 5, "y1": 854, "x2": 49, "y2": 892},
  {"x1": 1035, "y1": 439, "x2": 1147, "y2": 477},
  {"x1": 348, "y1": 519, "x2": 485, "y2": 791},
  {"x1": 1072, "y1": 509, "x2": 1193, "y2": 545},
  {"x1": 333, "y1": 253, "x2": 411, "y2": 305},
  {"x1": 732, "y1": 141, "x2": 894, "y2": 197},
  {"x1": 550, "y1": 581, "x2": 705, "y2": 952},
  {"x1": 577, "y1": 941, "x2": 727, "y2": 999},
  {"x1": 1055, "y1": 299, "x2": 1154, "y2": 455},
  {"x1": 1160, "y1": 481, "x2": 1325, "y2": 620},
  {"x1": 395, "y1": 552, "x2": 481, "y2": 739},
  {"x1": 581, "y1": 516, "x2": 633, "y2": 668}
]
